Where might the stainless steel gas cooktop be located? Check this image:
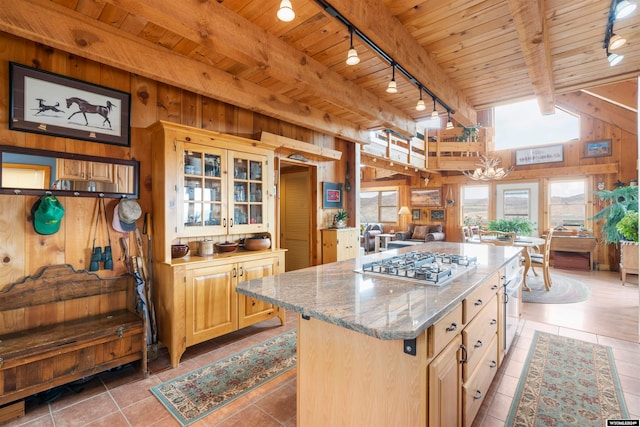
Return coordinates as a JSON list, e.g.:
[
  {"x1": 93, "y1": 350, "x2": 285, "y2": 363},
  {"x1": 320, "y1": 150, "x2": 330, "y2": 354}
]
[{"x1": 360, "y1": 251, "x2": 478, "y2": 286}]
